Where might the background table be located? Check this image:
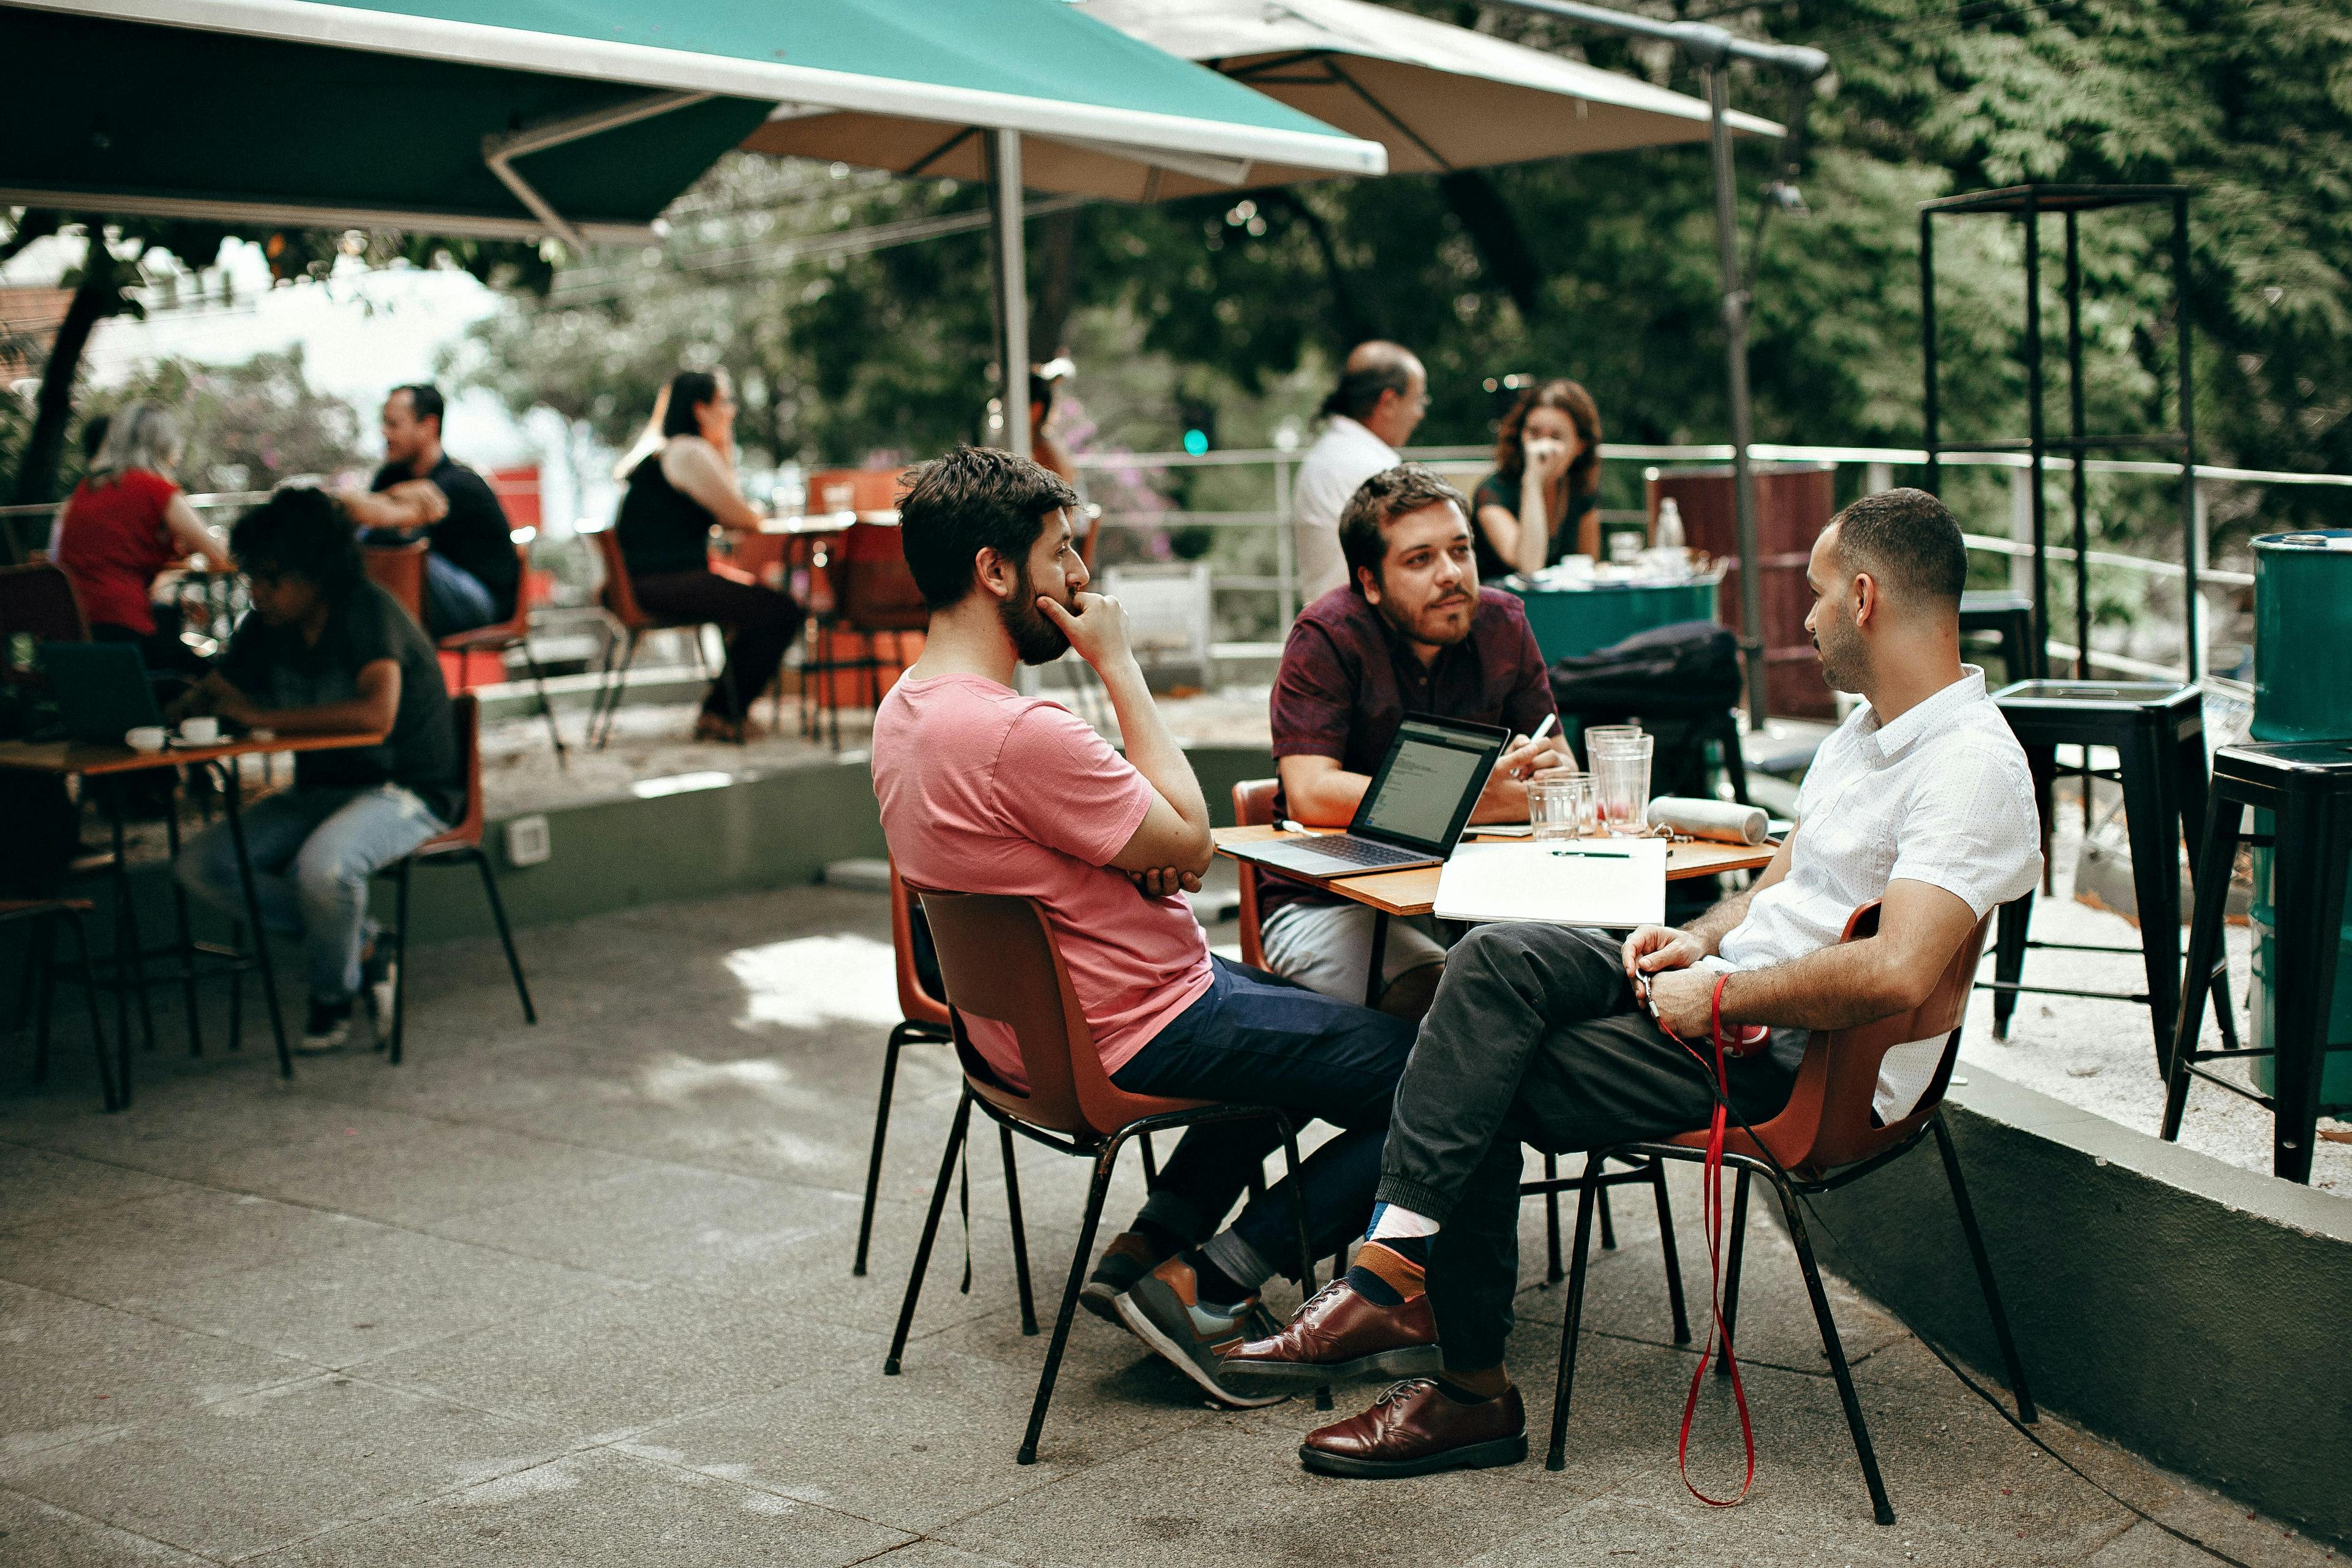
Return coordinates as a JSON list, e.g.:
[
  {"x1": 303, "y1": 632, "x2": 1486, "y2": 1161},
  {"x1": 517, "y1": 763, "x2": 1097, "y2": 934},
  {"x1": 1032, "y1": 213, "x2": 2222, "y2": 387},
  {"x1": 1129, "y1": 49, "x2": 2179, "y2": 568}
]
[
  {"x1": 1214, "y1": 824, "x2": 1777, "y2": 1005},
  {"x1": 1499, "y1": 578, "x2": 1719, "y2": 662},
  {"x1": 0, "y1": 731, "x2": 385, "y2": 1093}
]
